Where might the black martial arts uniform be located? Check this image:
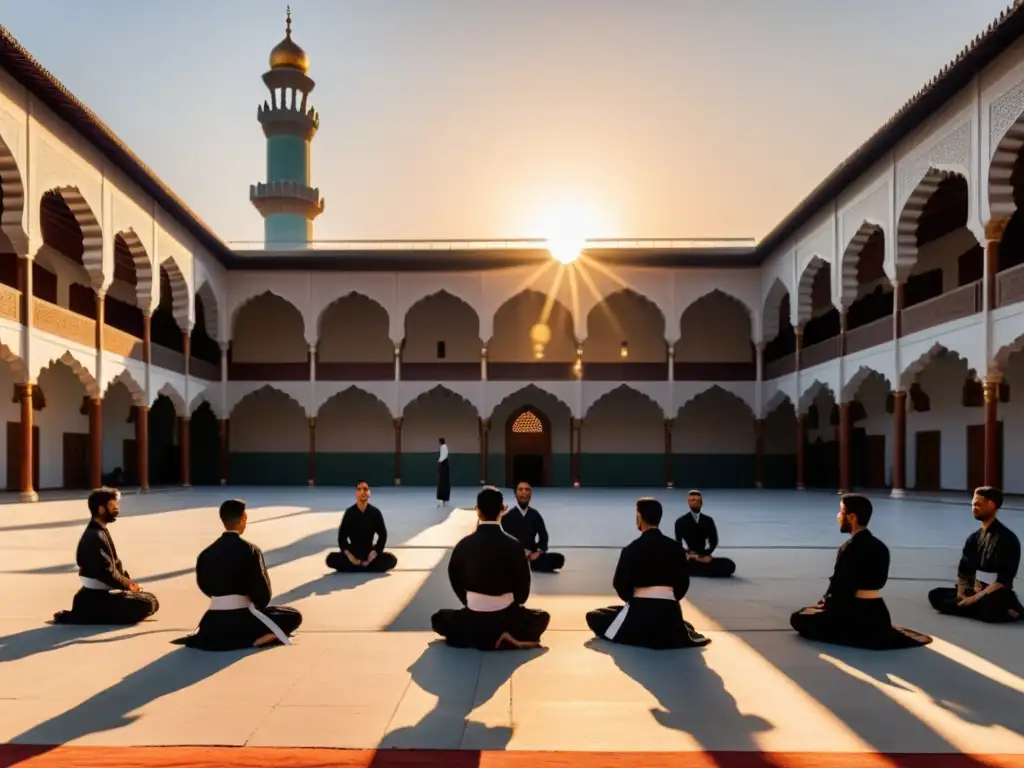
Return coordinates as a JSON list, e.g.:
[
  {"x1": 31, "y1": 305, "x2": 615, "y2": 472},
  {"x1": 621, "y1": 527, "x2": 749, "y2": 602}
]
[
  {"x1": 928, "y1": 518, "x2": 1022, "y2": 624},
  {"x1": 501, "y1": 504, "x2": 564, "y2": 572},
  {"x1": 586, "y1": 528, "x2": 709, "y2": 649},
  {"x1": 325, "y1": 503, "x2": 398, "y2": 573},
  {"x1": 674, "y1": 511, "x2": 735, "y2": 578},
  {"x1": 791, "y1": 529, "x2": 931, "y2": 649},
  {"x1": 53, "y1": 519, "x2": 159, "y2": 625},
  {"x1": 179, "y1": 532, "x2": 302, "y2": 651},
  {"x1": 437, "y1": 446, "x2": 451, "y2": 504},
  {"x1": 431, "y1": 521, "x2": 550, "y2": 649}
]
